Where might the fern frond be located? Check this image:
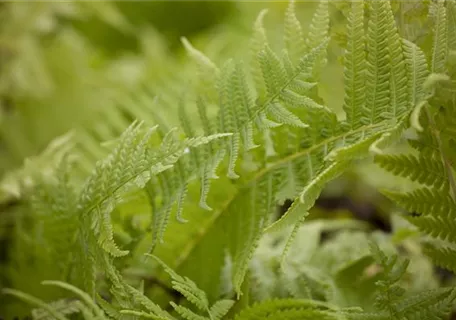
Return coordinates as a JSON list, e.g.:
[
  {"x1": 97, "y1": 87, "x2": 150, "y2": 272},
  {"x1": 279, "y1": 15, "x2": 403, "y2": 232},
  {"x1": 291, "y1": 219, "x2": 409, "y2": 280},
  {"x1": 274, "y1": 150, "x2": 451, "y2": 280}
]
[
  {"x1": 305, "y1": 0, "x2": 329, "y2": 75},
  {"x1": 267, "y1": 103, "x2": 308, "y2": 128},
  {"x1": 181, "y1": 36, "x2": 219, "y2": 93},
  {"x1": 258, "y1": 45, "x2": 290, "y2": 98},
  {"x1": 148, "y1": 170, "x2": 176, "y2": 245},
  {"x1": 149, "y1": 255, "x2": 209, "y2": 311},
  {"x1": 423, "y1": 242, "x2": 456, "y2": 274},
  {"x1": 448, "y1": 0, "x2": 456, "y2": 51},
  {"x1": 431, "y1": 0, "x2": 448, "y2": 73},
  {"x1": 176, "y1": 116, "x2": 405, "y2": 300},
  {"x1": 178, "y1": 99, "x2": 217, "y2": 209},
  {"x1": 385, "y1": 1, "x2": 408, "y2": 119},
  {"x1": 79, "y1": 119, "x2": 230, "y2": 255},
  {"x1": 233, "y1": 299, "x2": 341, "y2": 320},
  {"x1": 27, "y1": 156, "x2": 79, "y2": 276},
  {"x1": 383, "y1": 187, "x2": 455, "y2": 218},
  {"x1": 154, "y1": 9, "x2": 337, "y2": 293},
  {"x1": 159, "y1": 33, "x2": 327, "y2": 222},
  {"x1": 232, "y1": 63, "x2": 258, "y2": 151},
  {"x1": 409, "y1": 215, "x2": 456, "y2": 245},
  {"x1": 79, "y1": 122, "x2": 155, "y2": 256},
  {"x1": 218, "y1": 61, "x2": 242, "y2": 179},
  {"x1": 2, "y1": 288, "x2": 69, "y2": 320},
  {"x1": 395, "y1": 287, "x2": 456, "y2": 320},
  {"x1": 31, "y1": 299, "x2": 80, "y2": 320},
  {"x1": 342, "y1": 0, "x2": 366, "y2": 130},
  {"x1": 170, "y1": 303, "x2": 207, "y2": 320},
  {"x1": 0, "y1": 131, "x2": 75, "y2": 201},
  {"x1": 97, "y1": 295, "x2": 122, "y2": 320},
  {"x1": 209, "y1": 300, "x2": 235, "y2": 320},
  {"x1": 403, "y1": 39, "x2": 429, "y2": 108},
  {"x1": 230, "y1": 182, "x2": 269, "y2": 297},
  {"x1": 375, "y1": 154, "x2": 449, "y2": 191},
  {"x1": 120, "y1": 309, "x2": 169, "y2": 320},
  {"x1": 250, "y1": 9, "x2": 269, "y2": 98},
  {"x1": 305, "y1": 0, "x2": 329, "y2": 51},
  {"x1": 369, "y1": 242, "x2": 408, "y2": 315},
  {"x1": 364, "y1": 0, "x2": 392, "y2": 125},
  {"x1": 277, "y1": 0, "x2": 416, "y2": 235},
  {"x1": 41, "y1": 281, "x2": 106, "y2": 319},
  {"x1": 181, "y1": 37, "x2": 218, "y2": 74},
  {"x1": 284, "y1": 0, "x2": 305, "y2": 63},
  {"x1": 104, "y1": 258, "x2": 174, "y2": 319}
]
